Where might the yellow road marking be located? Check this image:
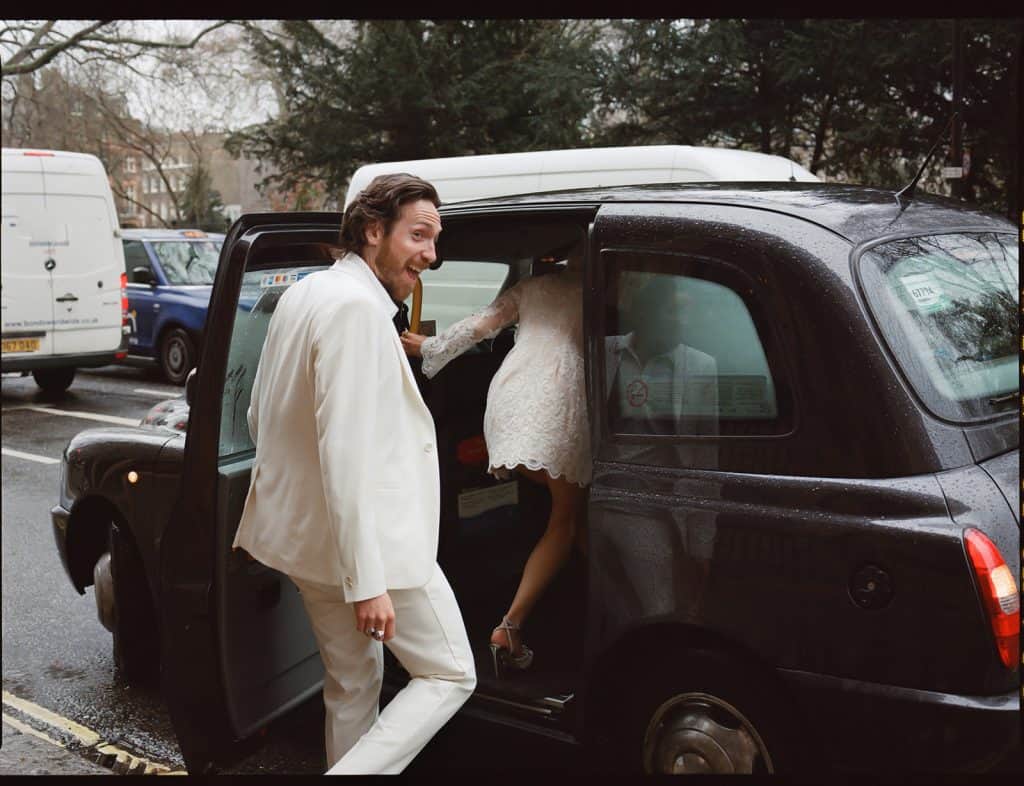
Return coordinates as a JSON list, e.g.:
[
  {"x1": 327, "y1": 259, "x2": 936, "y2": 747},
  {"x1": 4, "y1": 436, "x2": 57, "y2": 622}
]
[
  {"x1": 2, "y1": 711, "x2": 69, "y2": 748},
  {"x1": 3, "y1": 691, "x2": 100, "y2": 747},
  {"x1": 2, "y1": 691, "x2": 186, "y2": 775}
]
